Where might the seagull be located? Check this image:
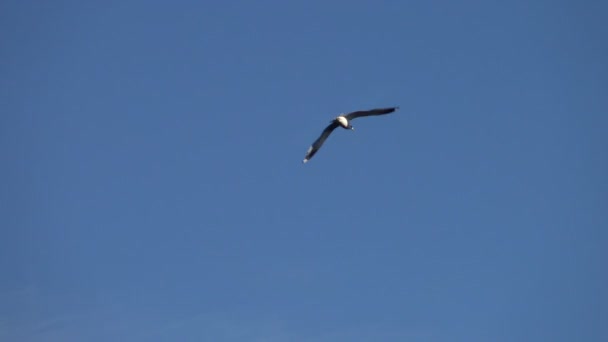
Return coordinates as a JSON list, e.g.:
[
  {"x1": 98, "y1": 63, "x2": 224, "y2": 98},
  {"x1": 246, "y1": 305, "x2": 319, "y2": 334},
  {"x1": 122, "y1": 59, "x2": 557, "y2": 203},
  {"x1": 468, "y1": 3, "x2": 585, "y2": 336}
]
[{"x1": 302, "y1": 106, "x2": 399, "y2": 163}]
